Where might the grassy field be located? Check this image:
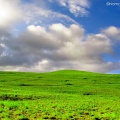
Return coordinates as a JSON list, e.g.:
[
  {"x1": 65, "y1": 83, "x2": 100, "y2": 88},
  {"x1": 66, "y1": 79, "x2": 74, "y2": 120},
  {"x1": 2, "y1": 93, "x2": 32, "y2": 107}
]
[{"x1": 0, "y1": 70, "x2": 120, "y2": 120}]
